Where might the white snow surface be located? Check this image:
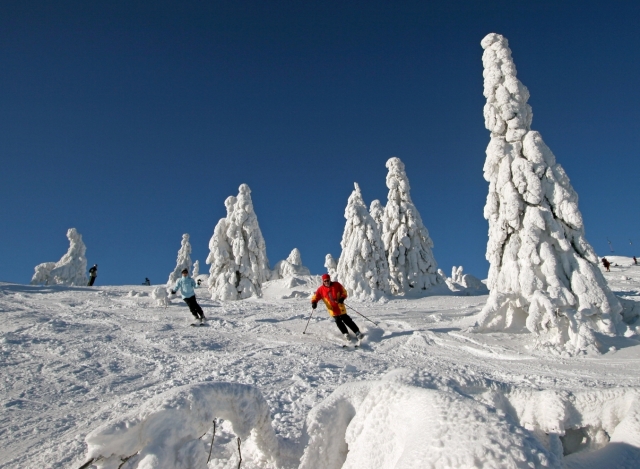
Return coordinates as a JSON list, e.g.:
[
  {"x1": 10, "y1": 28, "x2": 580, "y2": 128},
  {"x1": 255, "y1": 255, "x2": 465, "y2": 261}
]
[
  {"x1": 336, "y1": 183, "x2": 390, "y2": 300},
  {"x1": 207, "y1": 184, "x2": 271, "y2": 301},
  {"x1": 477, "y1": 33, "x2": 628, "y2": 355},
  {"x1": 30, "y1": 227, "x2": 89, "y2": 287},
  {"x1": 2, "y1": 260, "x2": 640, "y2": 469},
  {"x1": 167, "y1": 234, "x2": 194, "y2": 287},
  {"x1": 382, "y1": 157, "x2": 440, "y2": 294},
  {"x1": 272, "y1": 249, "x2": 311, "y2": 280}
]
